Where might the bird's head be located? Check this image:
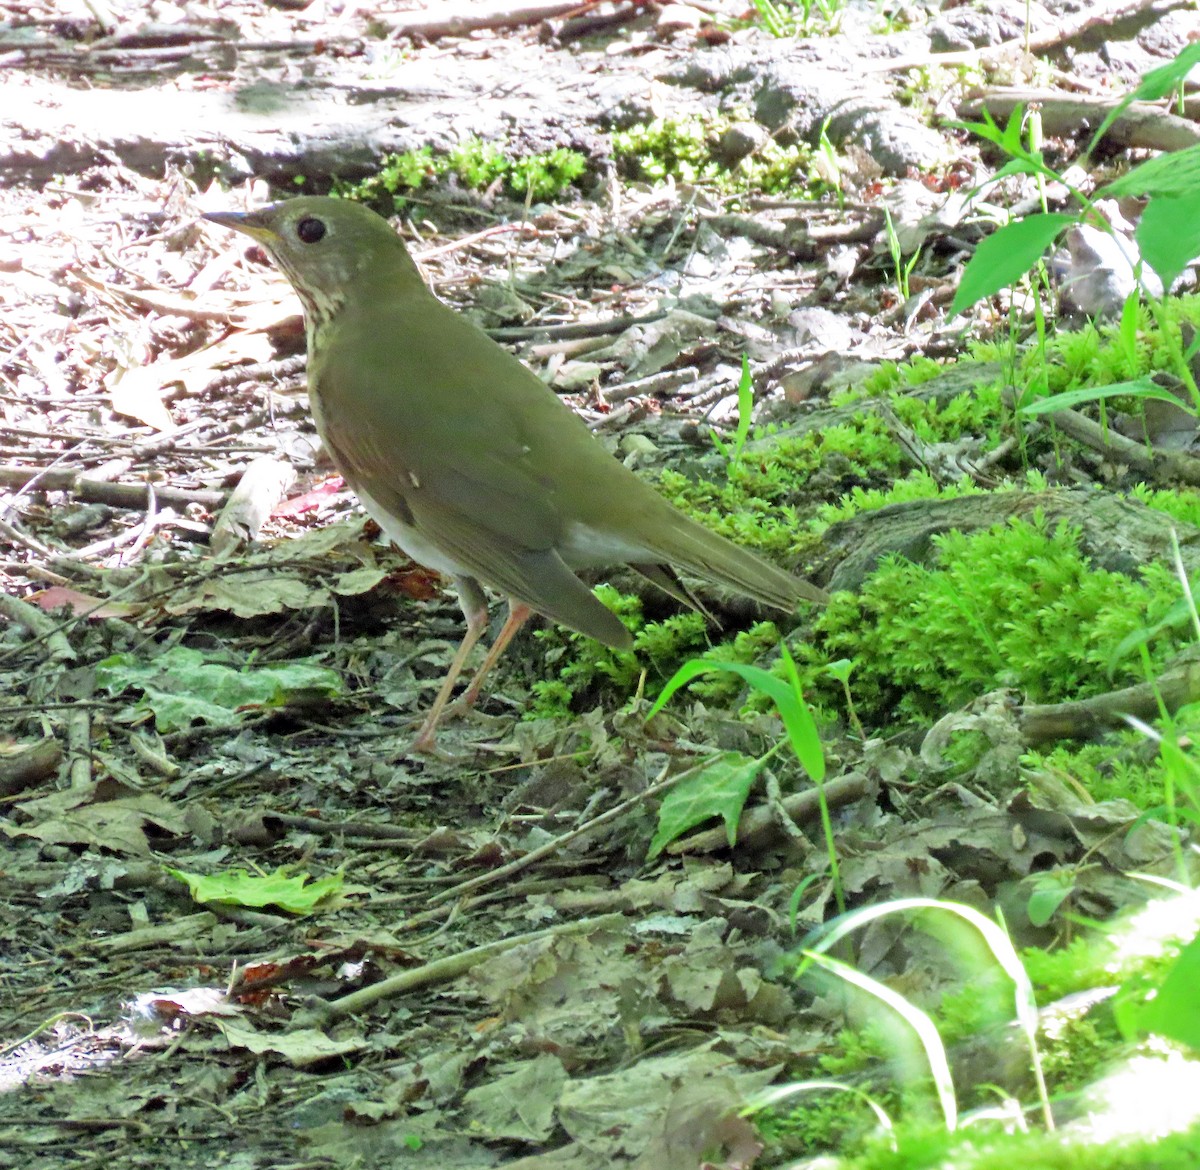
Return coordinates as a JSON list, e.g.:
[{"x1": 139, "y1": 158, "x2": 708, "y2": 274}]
[{"x1": 204, "y1": 196, "x2": 420, "y2": 325}]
